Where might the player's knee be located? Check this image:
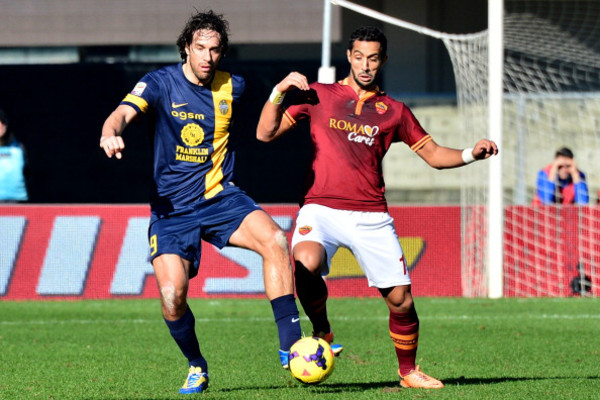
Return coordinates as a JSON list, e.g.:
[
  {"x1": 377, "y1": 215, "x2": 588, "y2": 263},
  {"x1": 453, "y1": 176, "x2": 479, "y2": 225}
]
[
  {"x1": 262, "y1": 228, "x2": 290, "y2": 259},
  {"x1": 253, "y1": 226, "x2": 290, "y2": 261},
  {"x1": 396, "y1": 295, "x2": 414, "y2": 313},
  {"x1": 273, "y1": 229, "x2": 290, "y2": 254},
  {"x1": 383, "y1": 286, "x2": 413, "y2": 313},
  {"x1": 160, "y1": 283, "x2": 186, "y2": 319},
  {"x1": 294, "y1": 257, "x2": 322, "y2": 276}
]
